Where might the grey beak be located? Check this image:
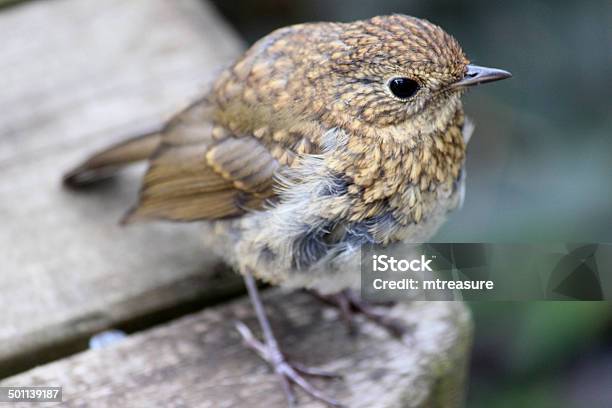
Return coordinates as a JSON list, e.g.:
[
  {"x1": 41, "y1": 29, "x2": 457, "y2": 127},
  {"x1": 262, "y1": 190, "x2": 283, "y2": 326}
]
[{"x1": 452, "y1": 64, "x2": 512, "y2": 88}]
